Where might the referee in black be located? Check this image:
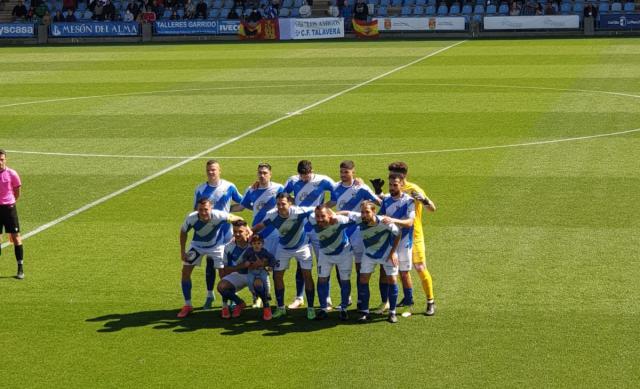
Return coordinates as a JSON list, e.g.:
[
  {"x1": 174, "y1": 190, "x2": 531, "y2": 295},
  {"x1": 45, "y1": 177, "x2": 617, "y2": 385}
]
[{"x1": 0, "y1": 150, "x2": 24, "y2": 279}]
